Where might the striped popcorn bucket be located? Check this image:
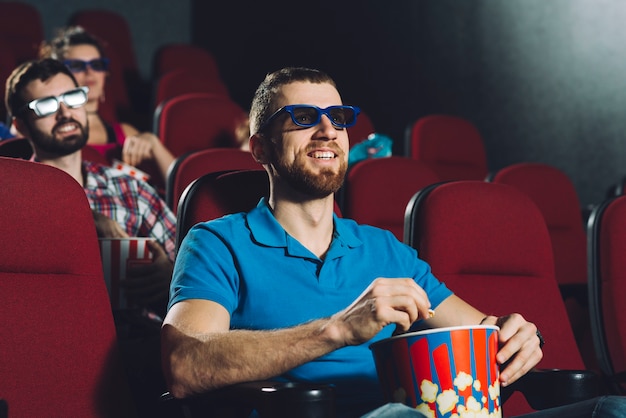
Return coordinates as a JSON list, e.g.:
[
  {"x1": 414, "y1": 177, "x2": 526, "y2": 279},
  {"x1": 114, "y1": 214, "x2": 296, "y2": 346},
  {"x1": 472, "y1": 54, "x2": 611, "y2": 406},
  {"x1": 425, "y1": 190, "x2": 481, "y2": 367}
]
[
  {"x1": 370, "y1": 325, "x2": 501, "y2": 418},
  {"x1": 98, "y1": 238, "x2": 153, "y2": 309}
]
